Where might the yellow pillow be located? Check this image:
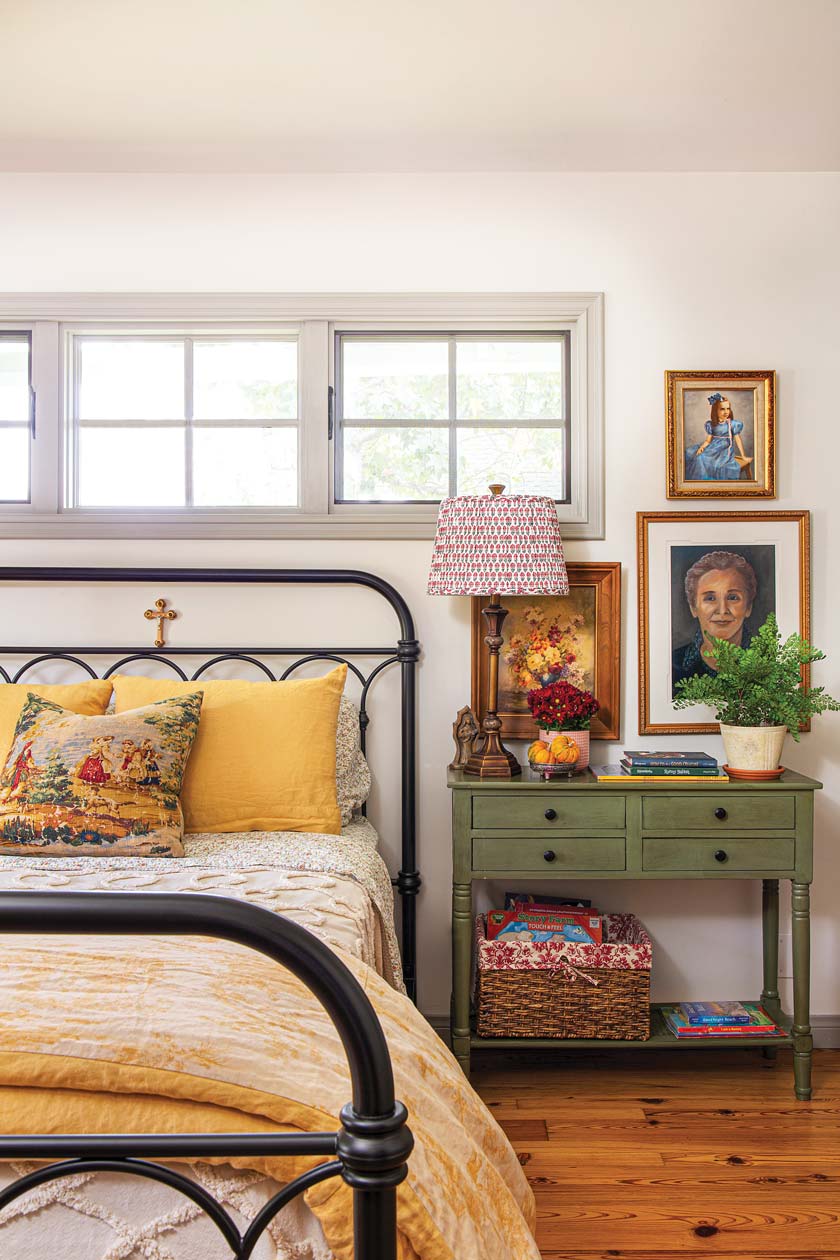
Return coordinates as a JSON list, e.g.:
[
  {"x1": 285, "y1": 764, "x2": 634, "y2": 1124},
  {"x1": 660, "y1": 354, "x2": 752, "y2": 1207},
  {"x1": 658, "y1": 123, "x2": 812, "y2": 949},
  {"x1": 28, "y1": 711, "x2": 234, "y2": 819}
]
[
  {"x1": 0, "y1": 681, "x2": 113, "y2": 769},
  {"x1": 113, "y1": 666, "x2": 347, "y2": 835}
]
